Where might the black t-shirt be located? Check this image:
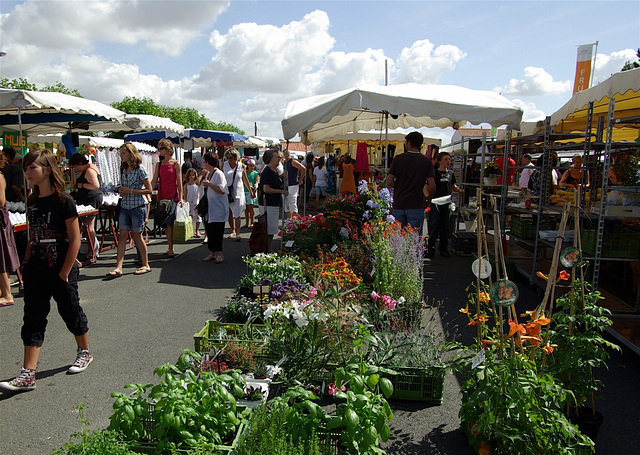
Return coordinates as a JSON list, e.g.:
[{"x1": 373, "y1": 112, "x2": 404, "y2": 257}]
[
  {"x1": 1, "y1": 163, "x2": 24, "y2": 202},
  {"x1": 28, "y1": 194, "x2": 78, "y2": 269},
  {"x1": 433, "y1": 169, "x2": 455, "y2": 199},
  {"x1": 388, "y1": 151, "x2": 435, "y2": 210},
  {"x1": 260, "y1": 166, "x2": 283, "y2": 207},
  {"x1": 181, "y1": 161, "x2": 194, "y2": 175}
]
